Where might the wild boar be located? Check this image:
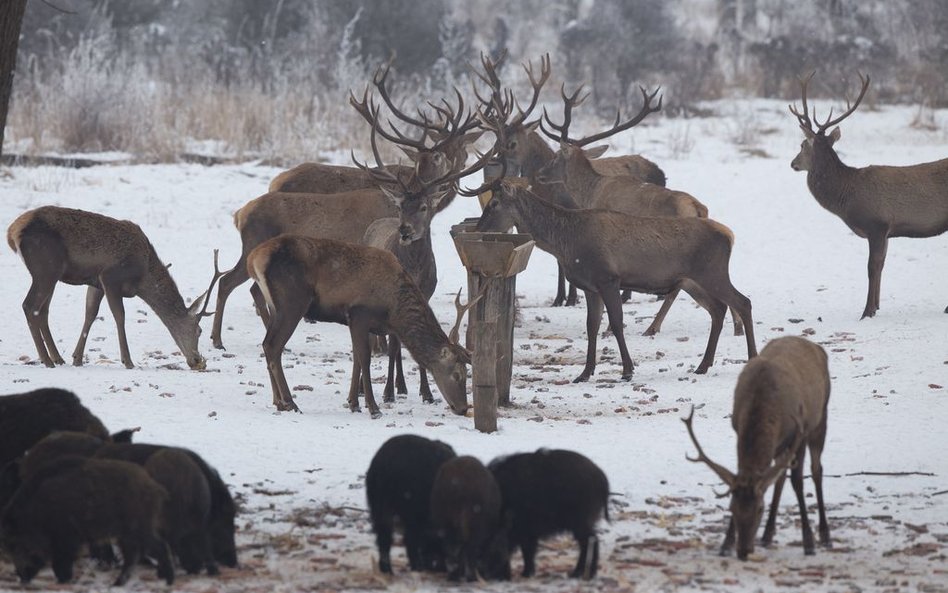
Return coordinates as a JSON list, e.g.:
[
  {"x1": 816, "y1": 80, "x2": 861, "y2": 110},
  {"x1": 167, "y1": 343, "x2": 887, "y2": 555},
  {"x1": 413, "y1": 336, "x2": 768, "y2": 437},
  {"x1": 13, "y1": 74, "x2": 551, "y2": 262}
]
[
  {"x1": 429, "y1": 456, "x2": 510, "y2": 582},
  {"x1": 0, "y1": 456, "x2": 174, "y2": 586},
  {"x1": 0, "y1": 388, "x2": 109, "y2": 468},
  {"x1": 365, "y1": 434, "x2": 456, "y2": 573},
  {"x1": 488, "y1": 449, "x2": 610, "y2": 579}
]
